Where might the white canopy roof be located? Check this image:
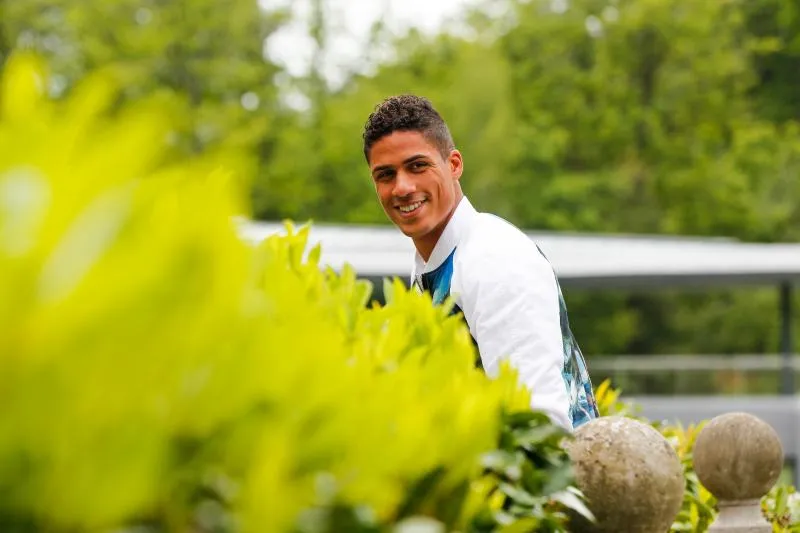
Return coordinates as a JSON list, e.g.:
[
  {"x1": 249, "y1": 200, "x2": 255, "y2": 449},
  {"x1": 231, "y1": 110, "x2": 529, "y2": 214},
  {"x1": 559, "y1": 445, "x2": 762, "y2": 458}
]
[{"x1": 238, "y1": 220, "x2": 800, "y2": 288}]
